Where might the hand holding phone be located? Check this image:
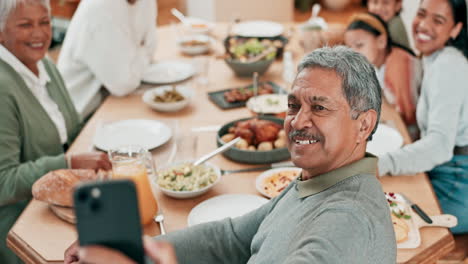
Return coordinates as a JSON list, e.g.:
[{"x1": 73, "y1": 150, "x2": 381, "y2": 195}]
[{"x1": 73, "y1": 179, "x2": 145, "y2": 264}]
